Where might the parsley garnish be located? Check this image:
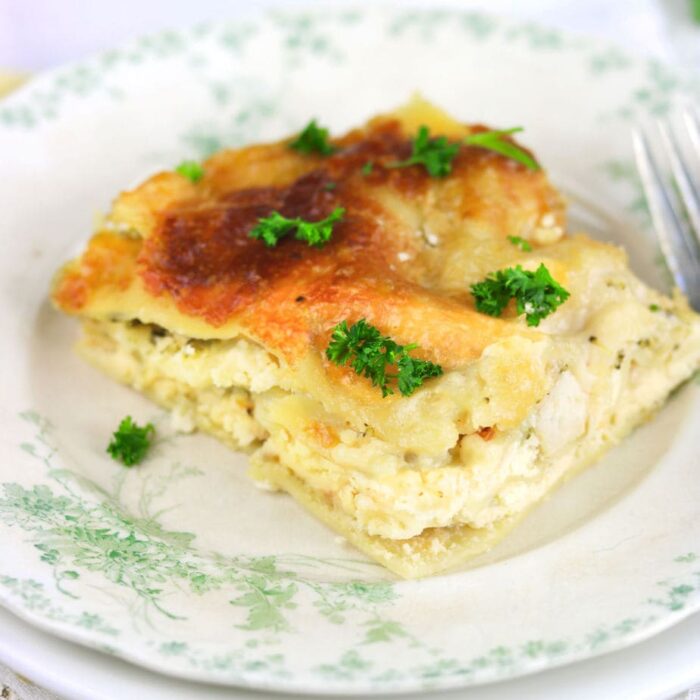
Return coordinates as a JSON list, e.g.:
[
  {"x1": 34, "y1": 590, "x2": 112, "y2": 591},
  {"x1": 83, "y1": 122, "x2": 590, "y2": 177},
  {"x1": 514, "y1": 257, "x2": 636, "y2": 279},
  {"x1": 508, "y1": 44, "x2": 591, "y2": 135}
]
[
  {"x1": 175, "y1": 160, "x2": 204, "y2": 183},
  {"x1": 289, "y1": 119, "x2": 336, "y2": 156},
  {"x1": 326, "y1": 319, "x2": 443, "y2": 397},
  {"x1": 507, "y1": 235, "x2": 533, "y2": 252},
  {"x1": 361, "y1": 161, "x2": 374, "y2": 176},
  {"x1": 470, "y1": 263, "x2": 570, "y2": 326},
  {"x1": 249, "y1": 207, "x2": 345, "y2": 248},
  {"x1": 649, "y1": 303, "x2": 660, "y2": 312},
  {"x1": 388, "y1": 124, "x2": 538, "y2": 177},
  {"x1": 388, "y1": 125, "x2": 460, "y2": 177},
  {"x1": 463, "y1": 128, "x2": 539, "y2": 171},
  {"x1": 107, "y1": 416, "x2": 155, "y2": 467}
]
